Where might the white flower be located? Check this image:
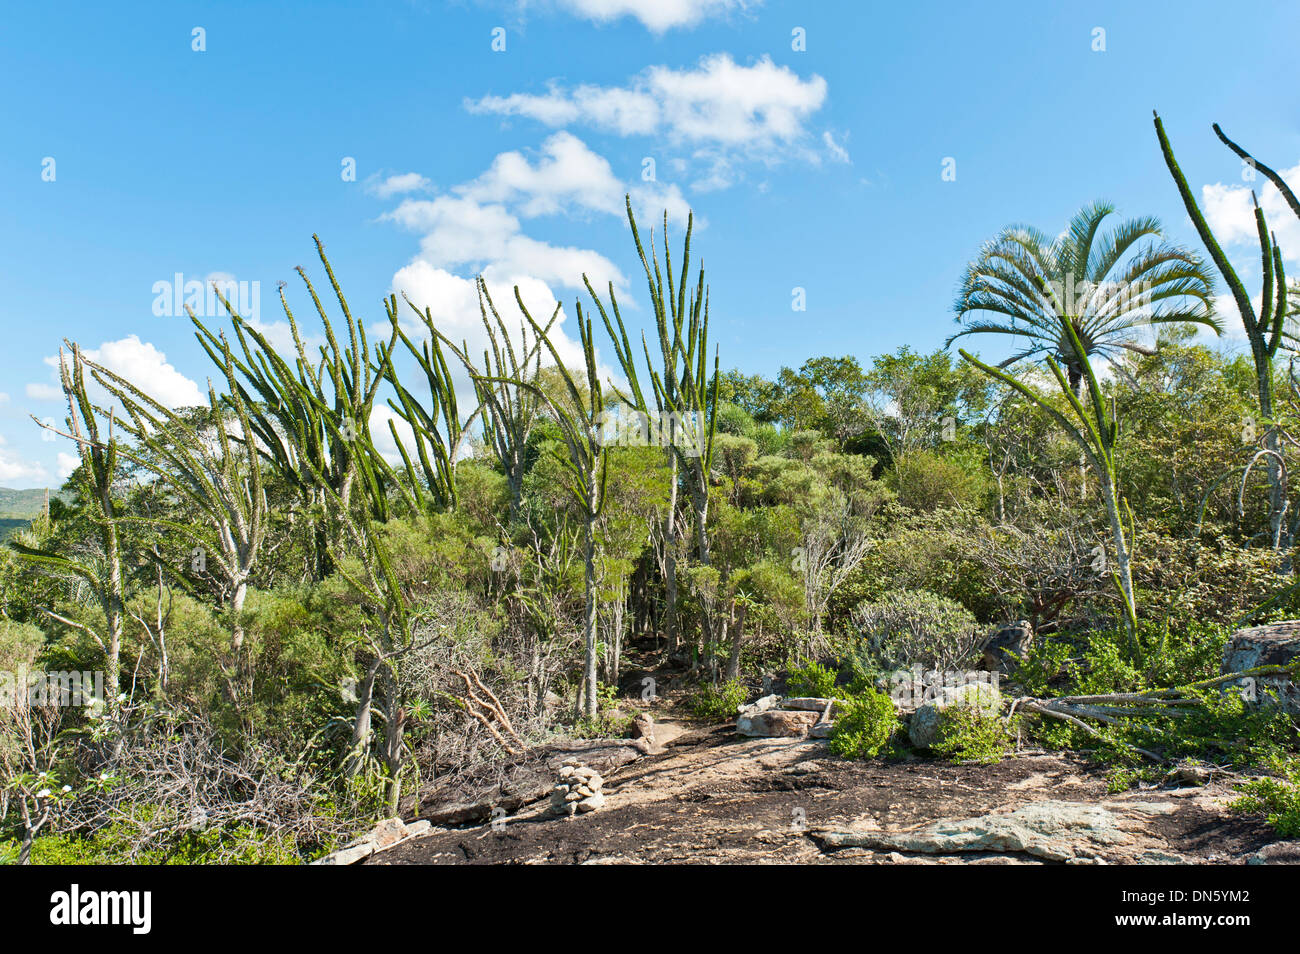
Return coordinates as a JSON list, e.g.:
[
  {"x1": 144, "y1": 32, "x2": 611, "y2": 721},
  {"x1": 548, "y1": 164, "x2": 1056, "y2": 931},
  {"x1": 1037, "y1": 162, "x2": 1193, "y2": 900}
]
[
  {"x1": 61, "y1": 785, "x2": 72, "y2": 793},
  {"x1": 36, "y1": 788, "x2": 51, "y2": 799}
]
